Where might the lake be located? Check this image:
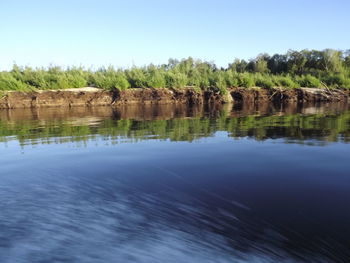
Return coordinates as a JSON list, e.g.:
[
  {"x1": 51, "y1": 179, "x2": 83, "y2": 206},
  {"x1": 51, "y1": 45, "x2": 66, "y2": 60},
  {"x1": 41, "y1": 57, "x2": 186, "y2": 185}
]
[{"x1": 0, "y1": 103, "x2": 350, "y2": 263}]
